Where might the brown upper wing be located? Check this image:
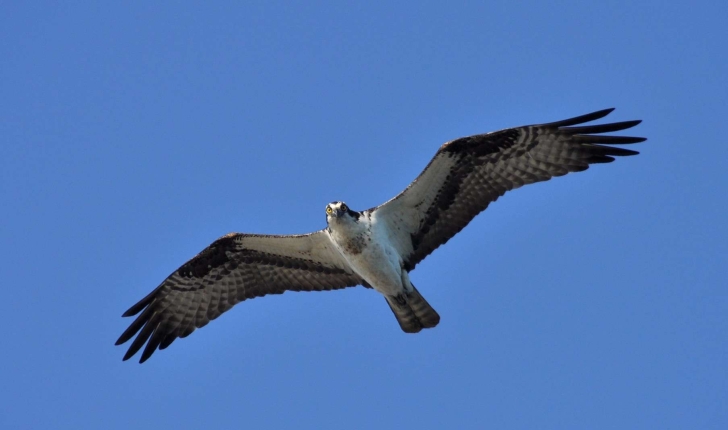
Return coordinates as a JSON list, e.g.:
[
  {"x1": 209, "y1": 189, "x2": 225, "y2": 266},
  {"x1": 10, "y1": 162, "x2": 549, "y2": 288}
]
[
  {"x1": 373, "y1": 108, "x2": 645, "y2": 271},
  {"x1": 116, "y1": 230, "x2": 362, "y2": 363}
]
